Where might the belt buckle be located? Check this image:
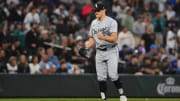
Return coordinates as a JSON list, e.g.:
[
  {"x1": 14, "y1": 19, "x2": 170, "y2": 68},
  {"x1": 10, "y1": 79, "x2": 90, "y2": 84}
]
[
  {"x1": 97, "y1": 48, "x2": 107, "y2": 51},
  {"x1": 102, "y1": 48, "x2": 107, "y2": 51}
]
